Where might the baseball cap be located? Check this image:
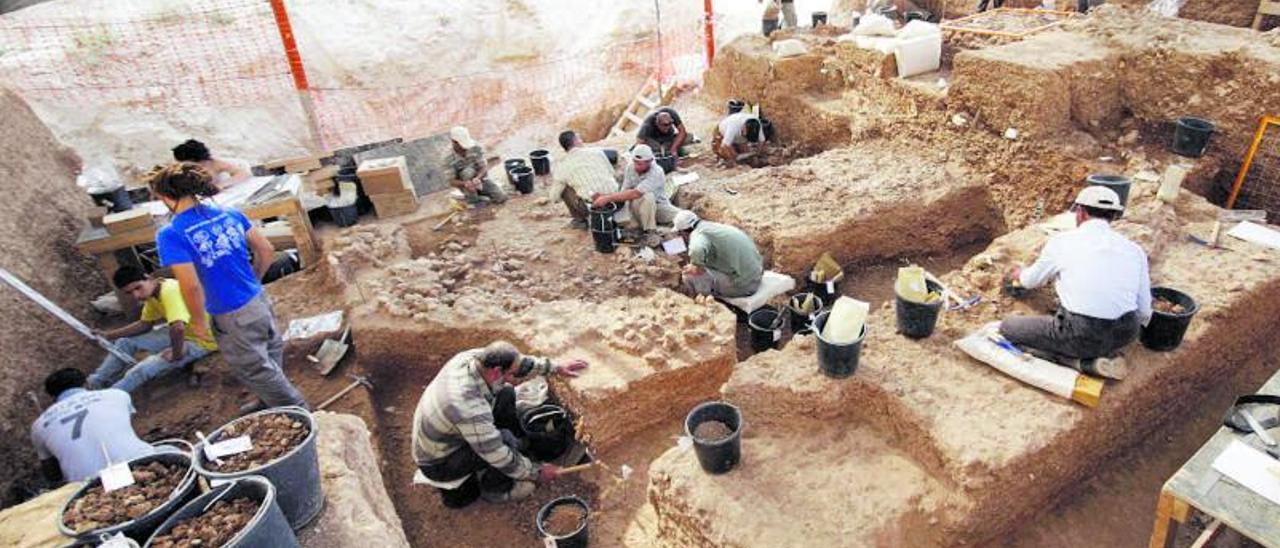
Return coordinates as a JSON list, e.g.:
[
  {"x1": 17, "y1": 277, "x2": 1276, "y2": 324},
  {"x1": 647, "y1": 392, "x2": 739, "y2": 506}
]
[
  {"x1": 1074, "y1": 186, "x2": 1125, "y2": 212},
  {"x1": 673, "y1": 210, "x2": 700, "y2": 231},
  {"x1": 450, "y1": 126, "x2": 476, "y2": 148},
  {"x1": 632, "y1": 144, "x2": 655, "y2": 162}
]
